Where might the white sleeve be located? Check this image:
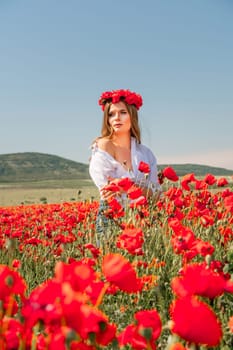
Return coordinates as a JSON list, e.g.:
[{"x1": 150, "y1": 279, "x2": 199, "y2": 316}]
[
  {"x1": 148, "y1": 151, "x2": 159, "y2": 184},
  {"x1": 89, "y1": 149, "x2": 115, "y2": 190},
  {"x1": 136, "y1": 144, "x2": 161, "y2": 193},
  {"x1": 148, "y1": 152, "x2": 162, "y2": 193}
]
